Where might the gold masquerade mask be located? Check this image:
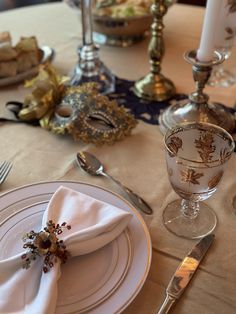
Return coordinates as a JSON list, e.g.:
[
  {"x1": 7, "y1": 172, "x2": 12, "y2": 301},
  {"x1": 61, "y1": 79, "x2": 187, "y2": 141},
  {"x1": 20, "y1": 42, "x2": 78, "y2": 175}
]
[{"x1": 18, "y1": 64, "x2": 137, "y2": 145}]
